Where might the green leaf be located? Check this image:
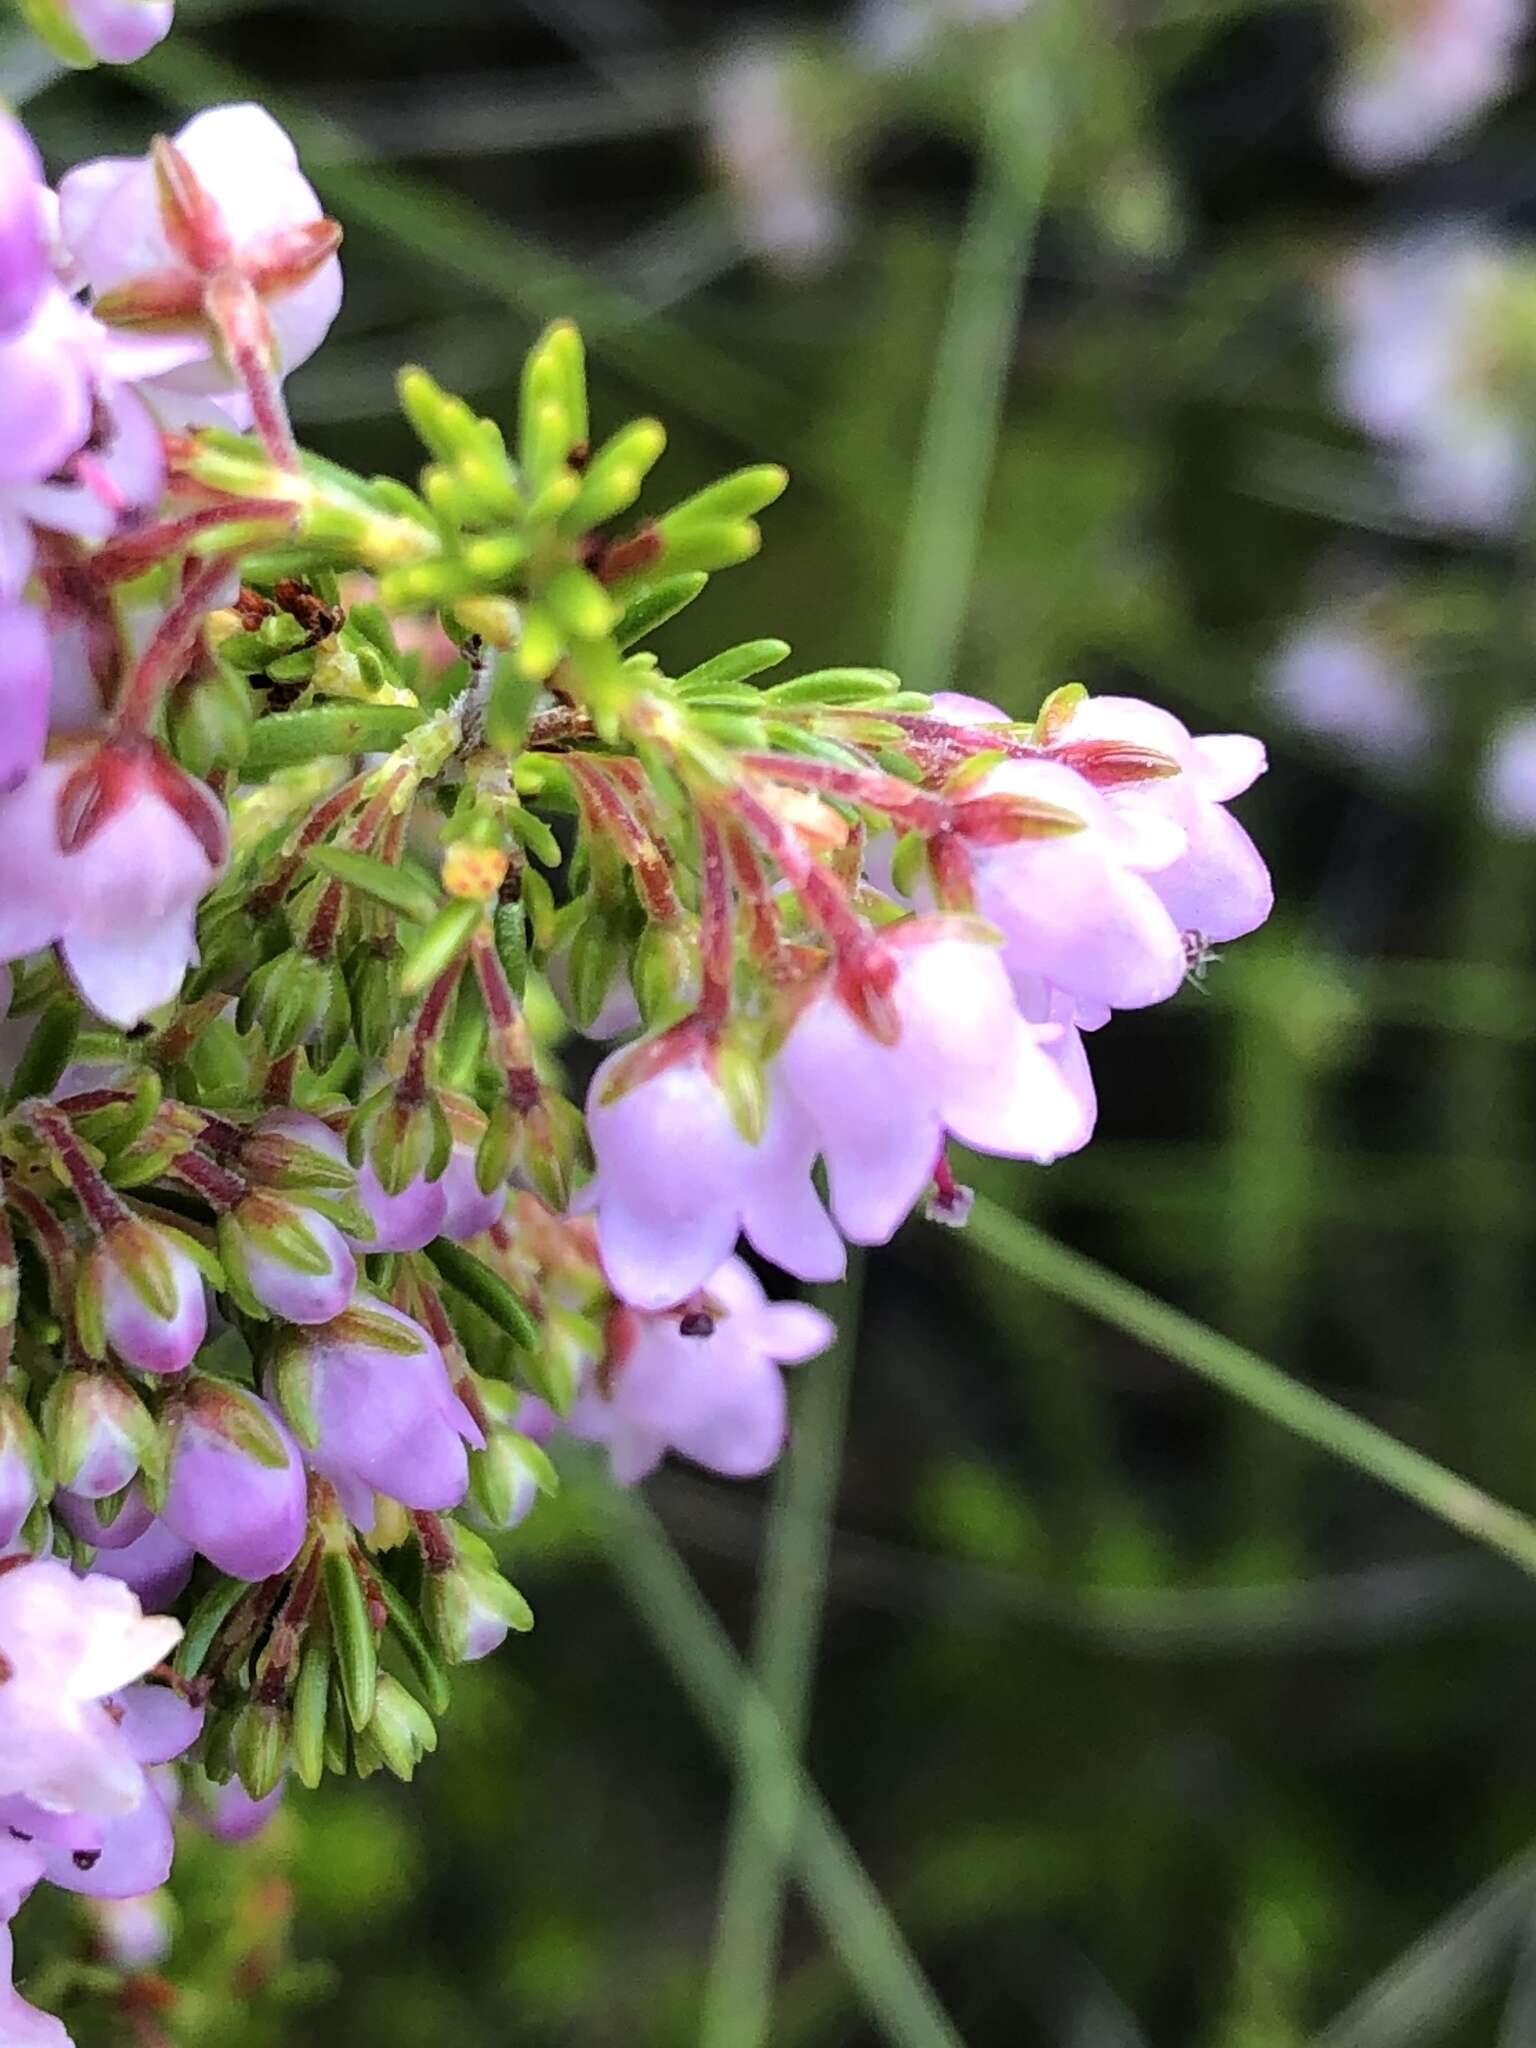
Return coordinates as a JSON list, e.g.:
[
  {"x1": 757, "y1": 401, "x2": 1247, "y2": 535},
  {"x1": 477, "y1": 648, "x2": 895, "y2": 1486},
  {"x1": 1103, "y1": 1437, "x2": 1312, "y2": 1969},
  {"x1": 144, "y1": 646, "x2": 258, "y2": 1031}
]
[
  {"x1": 422, "y1": 1237, "x2": 540, "y2": 1352},
  {"x1": 763, "y1": 667, "x2": 903, "y2": 707},
  {"x1": 4, "y1": 1000, "x2": 79, "y2": 1110},
  {"x1": 676, "y1": 640, "x2": 792, "y2": 694},
  {"x1": 291, "y1": 1625, "x2": 332, "y2": 1792},
  {"x1": 307, "y1": 844, "x2": 440, "y2": 924},
  {"x1": 172, "y1": 1575, "x2": 251, "y2": 1681},
  {"x1": 323, "y1": 1549, "x2": 378, "y2": 1732},
  {"x1": 244, "y1": 705, "x2": 423, "y2": 773},
  {"x1": 378, "y1": 1576, "x2": 453, "y2": 1717},
  {"x1": 399, "y1": 900, "x2": 480, "y2": 999},
  {"x1": 660, "y1": 464, "x2": 788, "y2": 530},
  {"x1": 614, "y1": 573, "x2": 708, "y2": 650}
]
